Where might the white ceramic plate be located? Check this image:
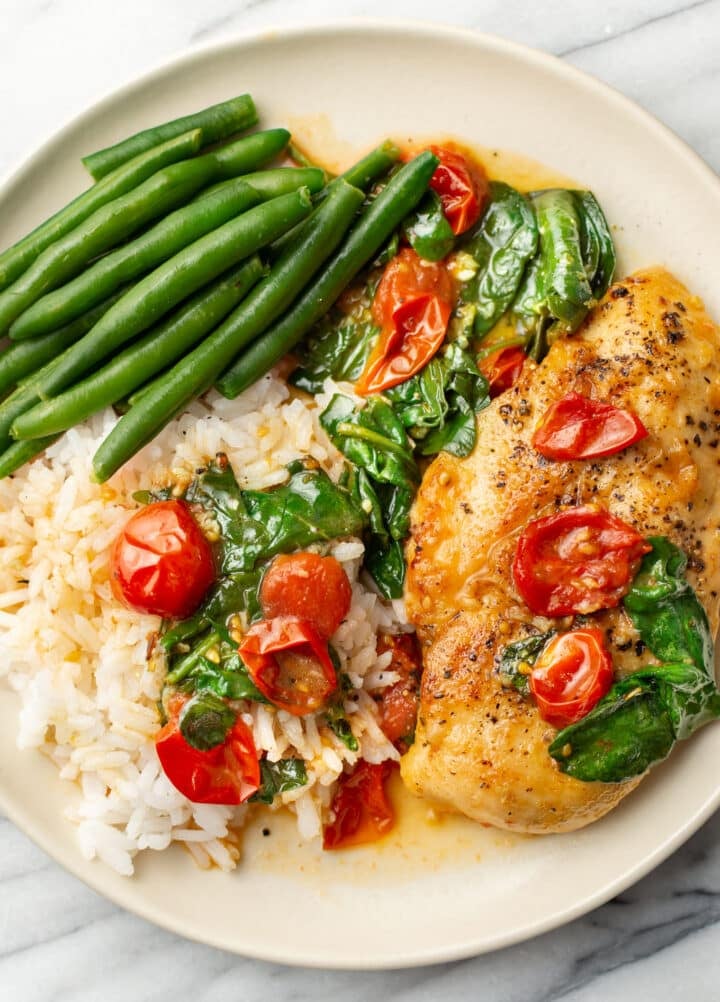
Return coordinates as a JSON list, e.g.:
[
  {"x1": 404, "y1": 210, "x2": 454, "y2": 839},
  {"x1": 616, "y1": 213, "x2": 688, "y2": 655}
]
[{"x1": 2, "y1": 20, "x2": 720, "y2": 970}]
